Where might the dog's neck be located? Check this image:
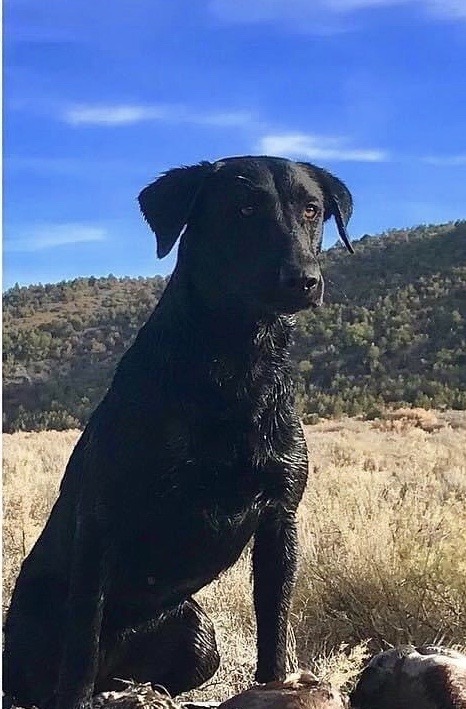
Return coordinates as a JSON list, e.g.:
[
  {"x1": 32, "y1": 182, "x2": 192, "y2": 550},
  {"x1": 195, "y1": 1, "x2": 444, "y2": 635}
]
[
  {"x1": 115, "y1": 266, "x2": 297, "y2": 411},
  {"x1": 154, "y1": 264, "x2": 296, "y2": 356}
]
